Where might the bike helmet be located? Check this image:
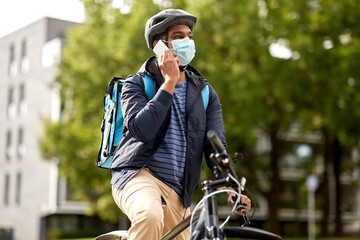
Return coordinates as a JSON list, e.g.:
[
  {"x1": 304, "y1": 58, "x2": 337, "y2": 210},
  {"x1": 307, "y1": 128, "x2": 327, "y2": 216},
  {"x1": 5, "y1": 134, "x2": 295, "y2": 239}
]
[{"x1": 145, "y1": 9, "x2": 197, "y2": 49}]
